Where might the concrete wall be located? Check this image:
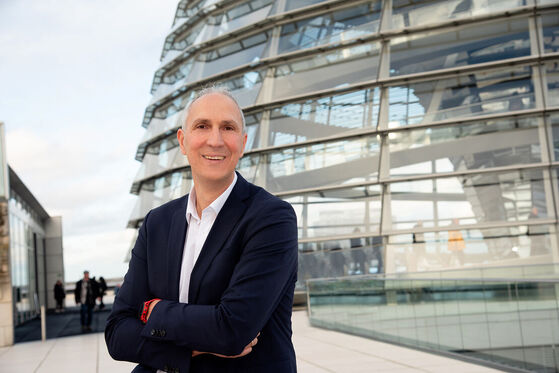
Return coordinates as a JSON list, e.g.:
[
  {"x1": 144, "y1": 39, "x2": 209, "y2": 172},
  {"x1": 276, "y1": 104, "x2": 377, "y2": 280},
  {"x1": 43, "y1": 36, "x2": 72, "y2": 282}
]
[
  {"x1": 0, "y1": 200, "x2": 13, "y2": 347},
  {"x1": 44, "y1": 216, "x2": 64, "y2": 310}
]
